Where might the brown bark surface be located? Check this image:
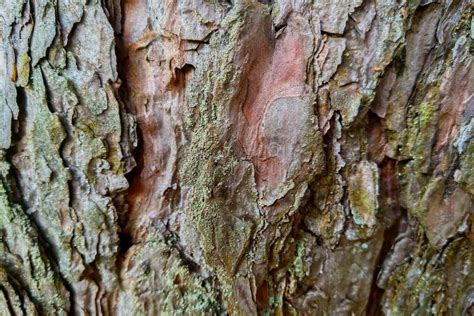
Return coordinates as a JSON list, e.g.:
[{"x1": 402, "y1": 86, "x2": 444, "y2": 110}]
[{"x1": 0, "y1": 0, "x2": 473, "y2": 314}]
